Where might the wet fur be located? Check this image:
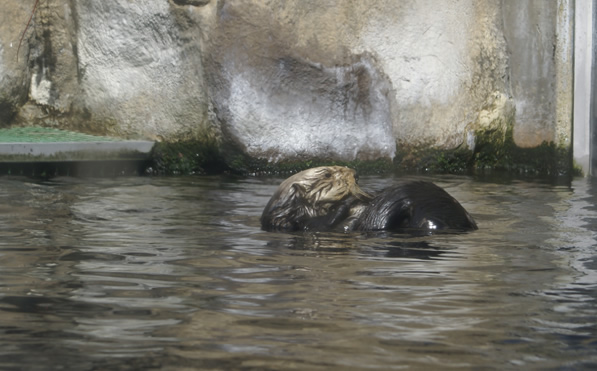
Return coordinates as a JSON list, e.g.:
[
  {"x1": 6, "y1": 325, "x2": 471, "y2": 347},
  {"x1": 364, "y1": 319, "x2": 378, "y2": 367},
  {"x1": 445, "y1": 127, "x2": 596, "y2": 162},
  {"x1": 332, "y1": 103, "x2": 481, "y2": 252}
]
[
  {"x1": 352, "y1": 180, "x2": 477, "y2": 232},
  {"x1": 261, "y1": 166, "x2": 477, "y2": 232},
  {"x1": 260, "y1": 166, "x2": 371, "y2": 231}
]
